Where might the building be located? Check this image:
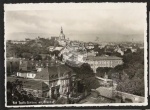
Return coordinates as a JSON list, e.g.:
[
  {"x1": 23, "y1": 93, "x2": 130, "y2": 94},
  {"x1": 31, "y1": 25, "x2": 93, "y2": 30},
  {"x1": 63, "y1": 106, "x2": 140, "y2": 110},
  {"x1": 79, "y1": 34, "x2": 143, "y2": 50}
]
[
  {"x1": 17, "y1": 70, "x2": 37, "y2": 79},
  {"x1": 48, "y1": 46, "x2": 55, "y2": 51},
  {"x1": 85, "y1": 42, "x2": 94, "y2": 49},
  {"x1": 87, "y1": 50, "x2": 96, "y2": 57},
  {"x1": 59, "y1": 27, "x2": 65, "y2": 40},
  {"x1": 58, "y1": 27, "x2": 67, "y2": 46},
  {"x1": 34, "y1": 63, "x2": 76, "y2": 99},
  {"x1": 130, "y1": 48, "x2": 137, "y2": 53},
  {"x1": 86, "y1": 56, "x2": 123, "y2": 73},
  {"x1": 51, "y1": 36, "x2": 59, "y2": 41},
  {"x1": 17, "y1": 60, "x2": 37, "y2": 78},
  {"x1": 6, "y1": 57, "x2": 20, "y2": 75},
  {"x1": 53, "y1": 46, "x2": 64, "y2": 51},
  {"x1": 23, "y1": 80, "x2": 49, "y2": 98},
  {"x1": 11, "y1": 40, "x2": 27, "y2": 44},
  {"x1": 114, "y1": 47, "x2": 124, "y2": 56},
  {"x1": 19, "y1": 60, "x2": 35, "y2": 71}
]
